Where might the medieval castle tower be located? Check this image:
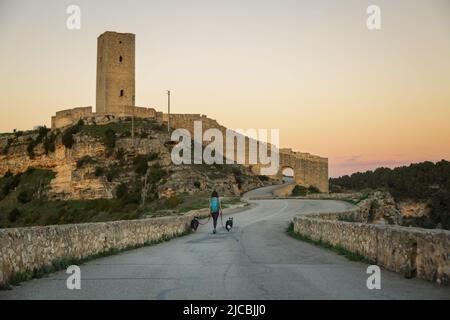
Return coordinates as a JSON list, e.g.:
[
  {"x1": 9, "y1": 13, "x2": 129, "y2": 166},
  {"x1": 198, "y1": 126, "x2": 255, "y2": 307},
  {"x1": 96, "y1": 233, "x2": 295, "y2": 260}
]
[
  {"x1": 51, "y1": 31, "x2": 159, "y2": 129},
  {"x1": 96, "y1": 31, "x2": 135, "y2": 114}
]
